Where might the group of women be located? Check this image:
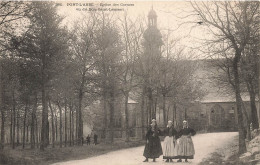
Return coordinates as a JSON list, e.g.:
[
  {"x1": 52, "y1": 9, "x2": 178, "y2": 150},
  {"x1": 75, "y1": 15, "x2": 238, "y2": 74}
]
[{"x1": 143, "y1": 119, "x2": 196, "y2": 163}]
